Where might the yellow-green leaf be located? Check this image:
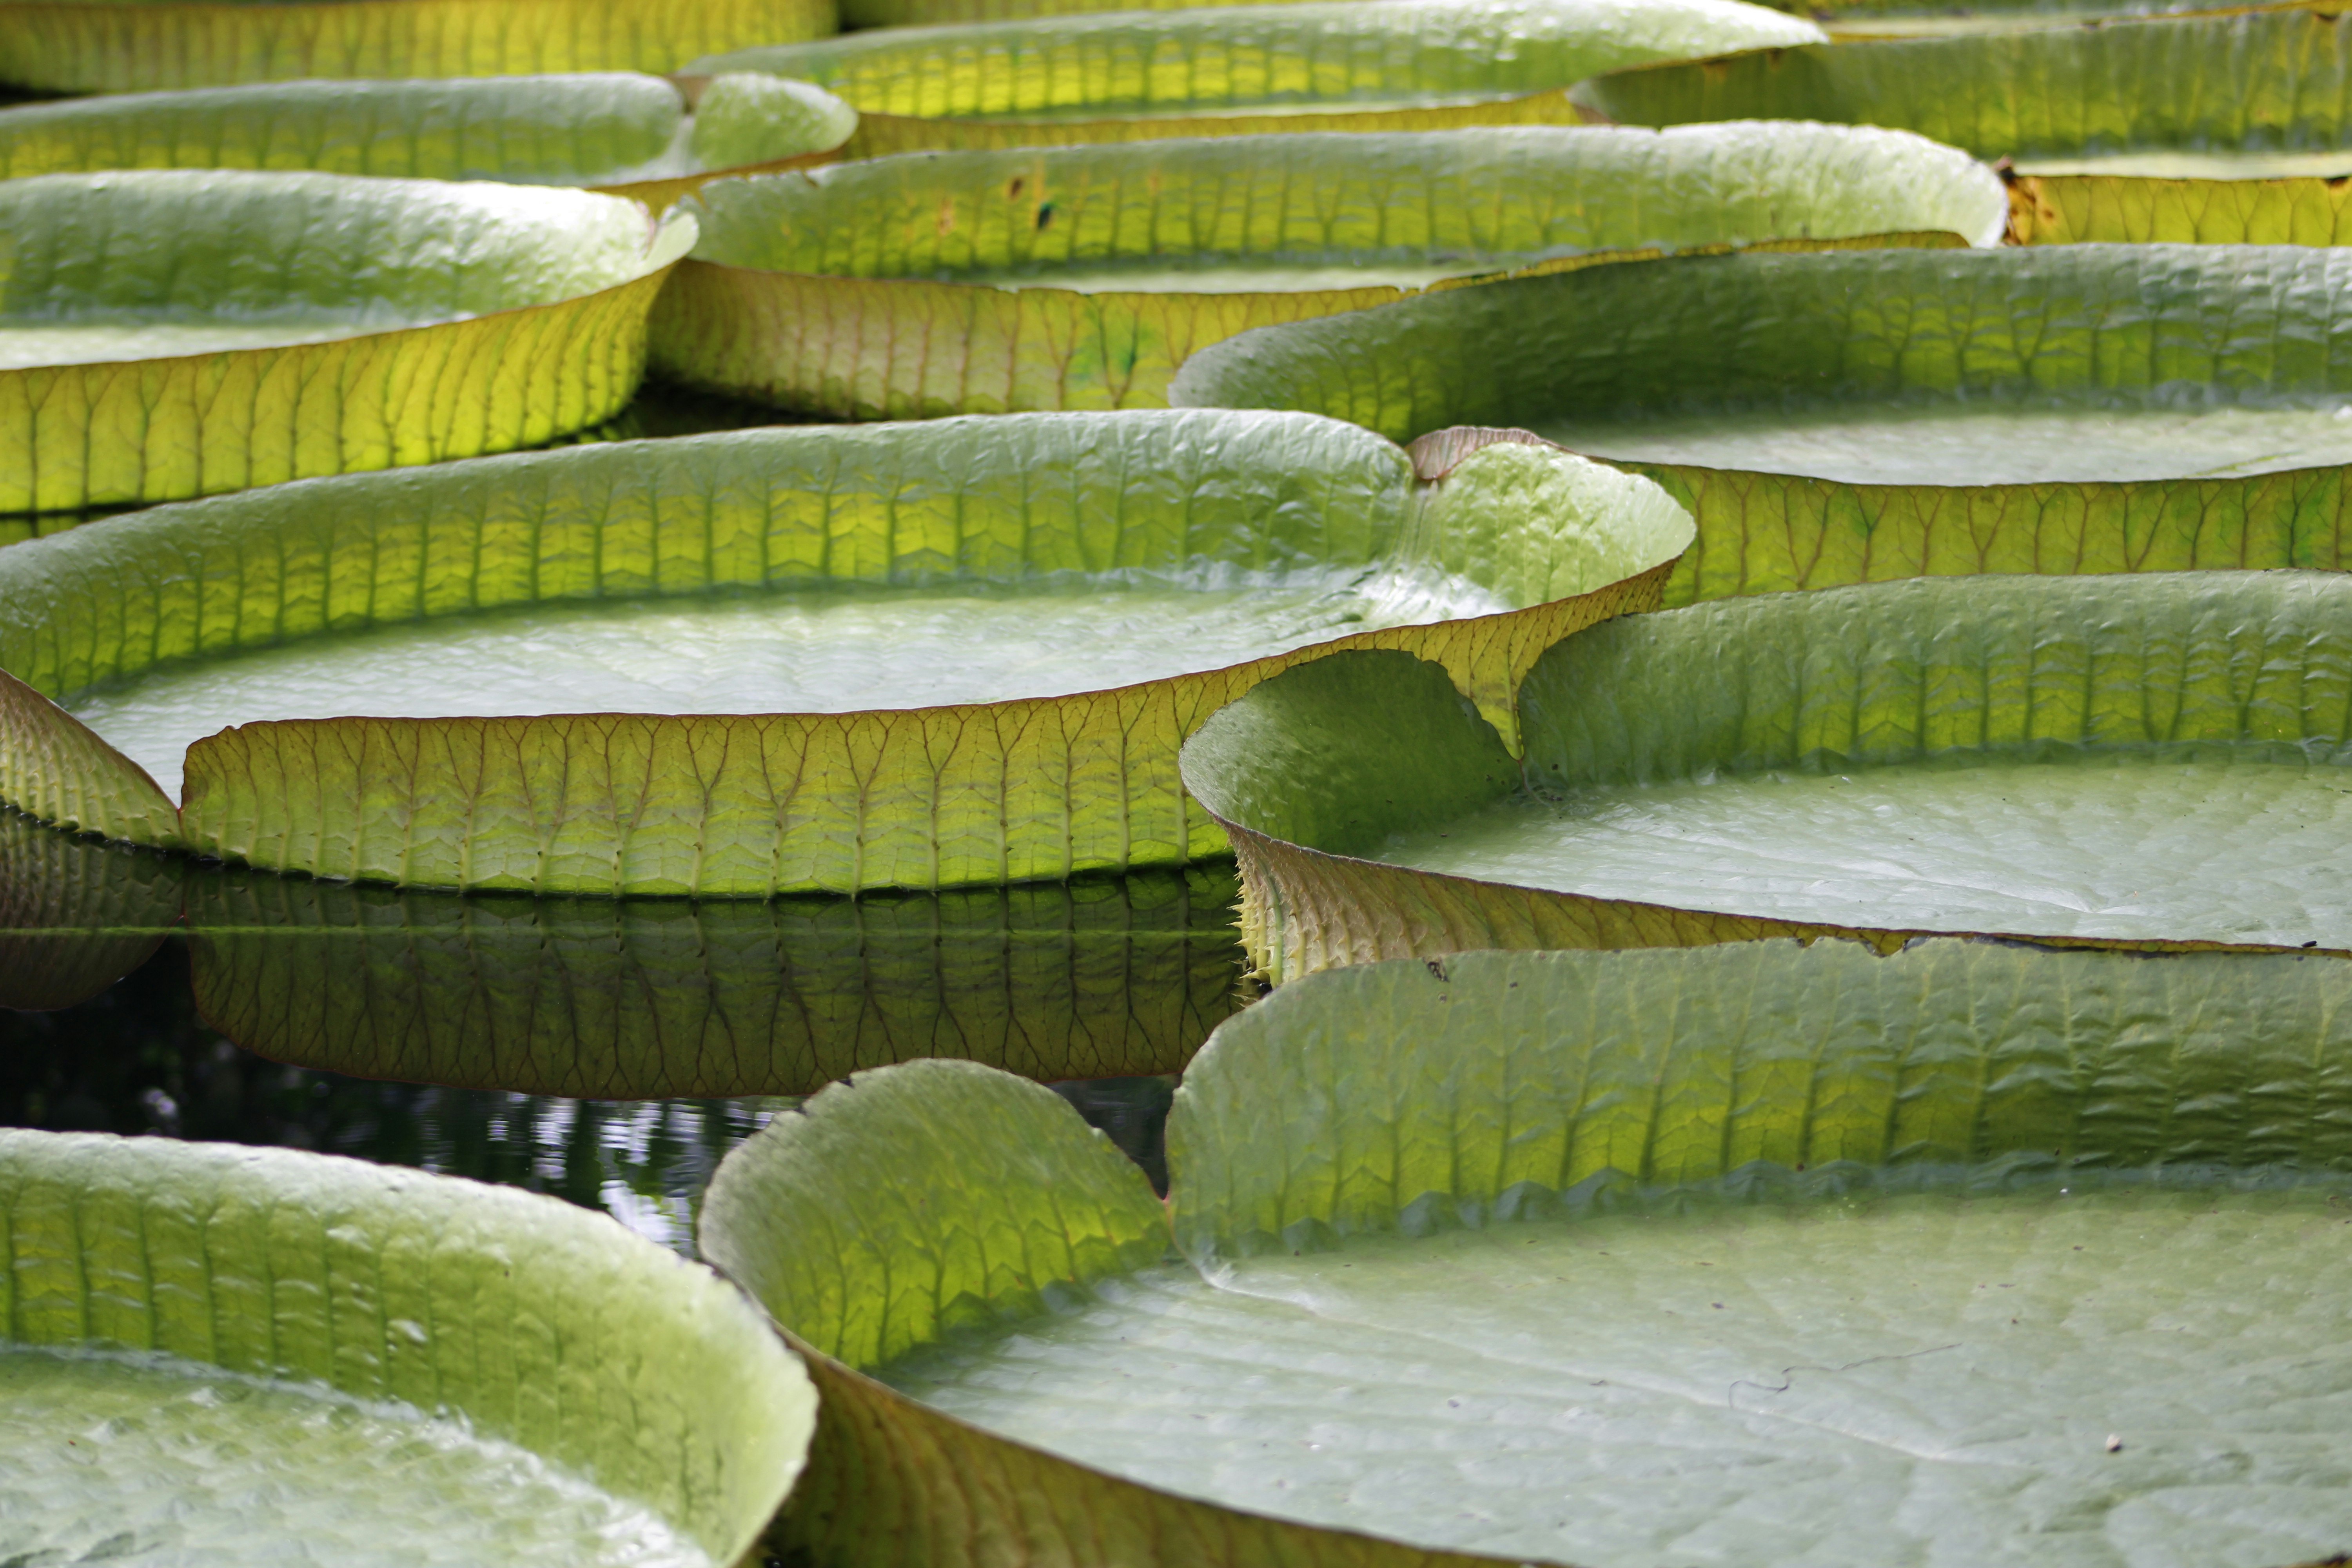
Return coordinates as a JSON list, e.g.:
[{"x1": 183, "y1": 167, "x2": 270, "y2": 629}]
[
  {"x1": 0, "y1": 413, "x2": 1691, "y2": 894},
  {"x1": 0, "y1": 0, "x2": 836, "y2": 94},
  {"x1": 690, "y1": 0, "x2": 1825, "y2": 151},
  {"x1": 1174, "y1": 243, "x2": 2352, "y2": 575},
  {"x1": 1, "y1": 170, "x2": 693, "y2": 514},
  {"x1": 653, "y1": 122, "x2": 2003, "y2": 417},
  {"x1": 1575, "y1": 1, "x2": 2352, "y2": 164},
  {"x1": 2005, "y1": 169, "x2": 2352, "y2": 244},
  {"x1": 700, "y1": 938, "x2": 2352, "y2": 1567},
  {"x1": 3, "y1": 1128, "x2": 813, "y2": 1563},
  {"x1": 0, "y1": 73, "x2": 857, "y2": 212},
  {"x1": 1181, "y1": 572, "x2": 2352, "y2": 980}
]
